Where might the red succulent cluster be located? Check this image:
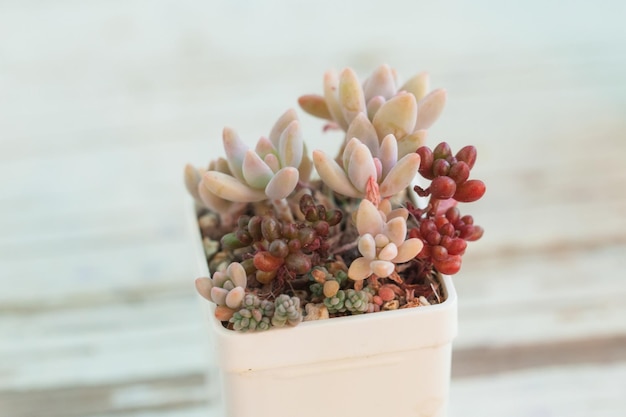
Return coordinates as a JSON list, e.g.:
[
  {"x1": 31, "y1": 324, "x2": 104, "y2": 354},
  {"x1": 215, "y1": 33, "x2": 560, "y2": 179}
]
[
  {"x1": 221, "y1": 194, "x2": 343, "y2": 281},
  {"x1": 408, "y1": 206, "x2": 483, "y2": 274},
  {"x1": 415, "y1": 142, "x2": 485, "y2": 204},
  {"x1": 408, "y1": 142, "x2": 486, "y2": 275}
]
